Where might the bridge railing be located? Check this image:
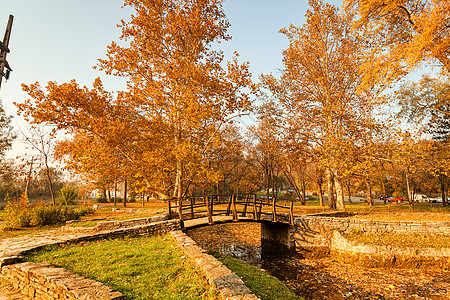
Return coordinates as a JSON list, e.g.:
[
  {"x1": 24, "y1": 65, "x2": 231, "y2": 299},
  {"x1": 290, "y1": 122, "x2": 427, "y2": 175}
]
[{"x1": 167, "y1": 194, "x2": 295, "y2": 225}]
